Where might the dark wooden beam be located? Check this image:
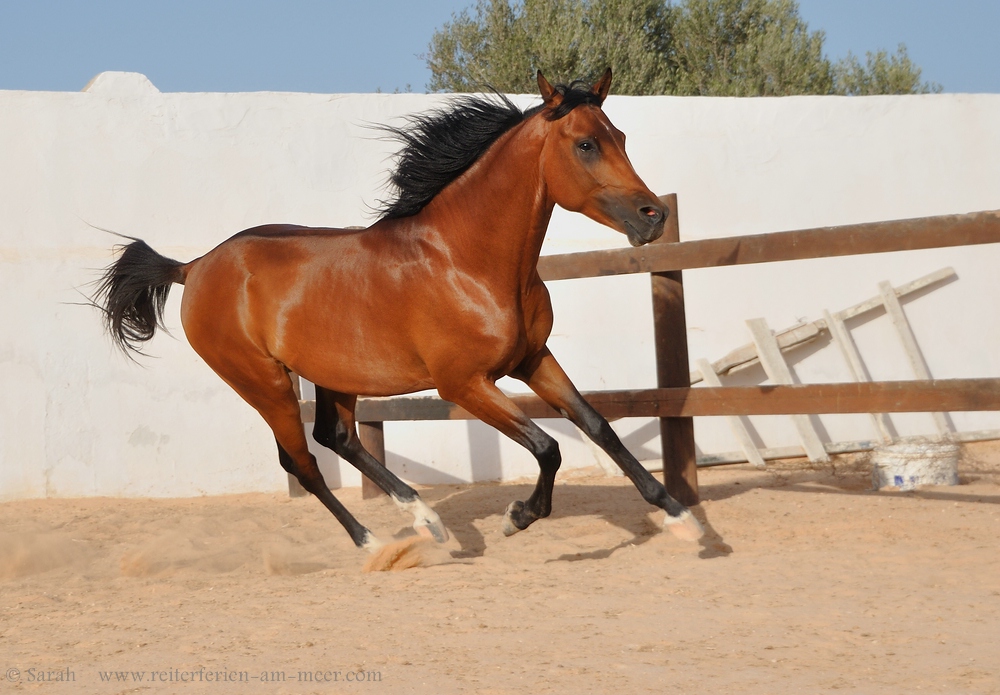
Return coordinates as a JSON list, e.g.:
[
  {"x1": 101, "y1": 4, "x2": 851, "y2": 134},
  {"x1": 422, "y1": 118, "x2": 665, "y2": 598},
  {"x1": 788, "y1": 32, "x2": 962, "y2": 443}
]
[
  {"x1": 358, "y1": 422, "x2": 387, "y2": 499},
  {"x1": 650, "y1": 194, "x2": 699, "y2": 505},
  {"x1": 297, "y1": 378, "x2": 1000, "y2": 422},
  {"x1": 537, "y1": 209, "x2": 1000, "y2": 281},
  {"x1": 286, "y1": 373, "x2": 309, "y2": 498}
]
